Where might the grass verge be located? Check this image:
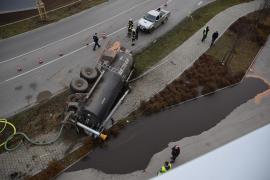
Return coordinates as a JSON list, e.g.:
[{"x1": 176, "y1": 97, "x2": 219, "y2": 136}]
[
  {"x1": 138, "y1": 10, "x2": 270, "y2": 115},
  {"x1": 0, "y1": 0, "x2": 106, "y2": 39},
  {"x1": 2, "y1": 1, "x2": 268, "y2": 179},
  {"x1": 0, "y1": 90, "x2": 69, "y2": 153},
  {"x1": 134, "y1": 0, "x2": 251, "y2": 76}
]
